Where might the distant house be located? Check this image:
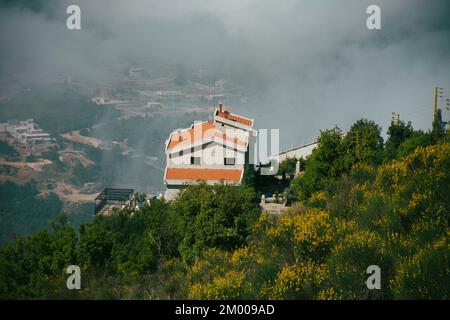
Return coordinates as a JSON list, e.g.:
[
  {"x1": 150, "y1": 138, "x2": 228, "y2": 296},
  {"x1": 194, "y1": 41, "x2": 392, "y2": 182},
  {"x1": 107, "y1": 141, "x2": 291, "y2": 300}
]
[
  {"x1": 270, "y1": 141, "x2": 318, "y2": 163},
  {"x1": 1, "y1": 119, "x2": 55, "y2": 153},
  {"x1": 163, "y1": 103, "x2": 256, "y2": 200},
  {"x1": 268, "y1": 131, "x2": 346, "y2": 165}
]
